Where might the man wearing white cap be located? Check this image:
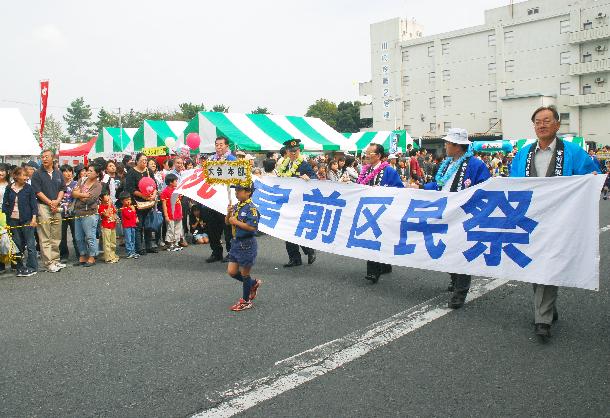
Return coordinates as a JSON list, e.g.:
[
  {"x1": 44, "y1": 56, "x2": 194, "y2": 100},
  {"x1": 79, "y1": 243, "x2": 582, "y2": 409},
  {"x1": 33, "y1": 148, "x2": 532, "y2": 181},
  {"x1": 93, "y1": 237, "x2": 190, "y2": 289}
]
[{"x1": 423, "y1": 128, "x2": 490, "y2": 308}]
